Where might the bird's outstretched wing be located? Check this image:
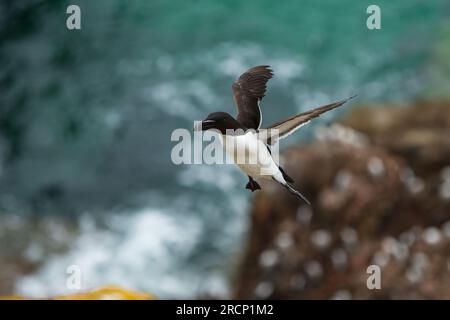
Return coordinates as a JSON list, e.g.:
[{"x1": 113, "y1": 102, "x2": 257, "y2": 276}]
[
  {"x1": 260, "y1": 95, "x2": 356, "y2": 145},
  {"x1": 232, "y1": 65, "x2": 274, "y2": 130}
]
